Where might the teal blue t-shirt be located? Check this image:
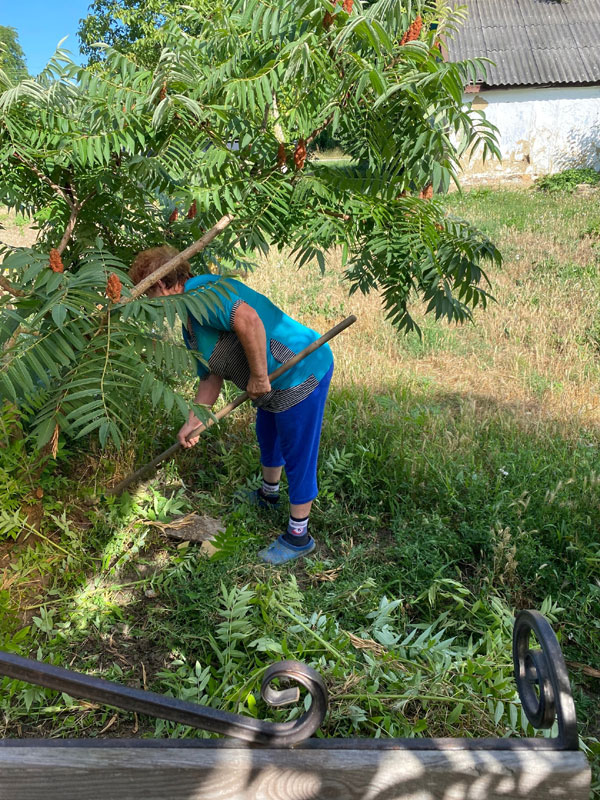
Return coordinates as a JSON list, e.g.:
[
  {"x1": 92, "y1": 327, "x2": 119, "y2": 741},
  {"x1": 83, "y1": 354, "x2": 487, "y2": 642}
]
[{"x1": 181, "y1": 275, "x2": 333, "y2": 393}]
